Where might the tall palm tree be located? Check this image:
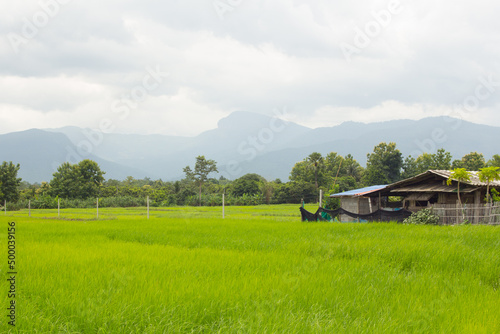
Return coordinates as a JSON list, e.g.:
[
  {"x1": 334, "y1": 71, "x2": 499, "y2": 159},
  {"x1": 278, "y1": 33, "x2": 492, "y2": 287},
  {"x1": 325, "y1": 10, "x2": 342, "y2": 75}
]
[{"x1": 306, "y1": 152, "x2": 324, "y2": 189}]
